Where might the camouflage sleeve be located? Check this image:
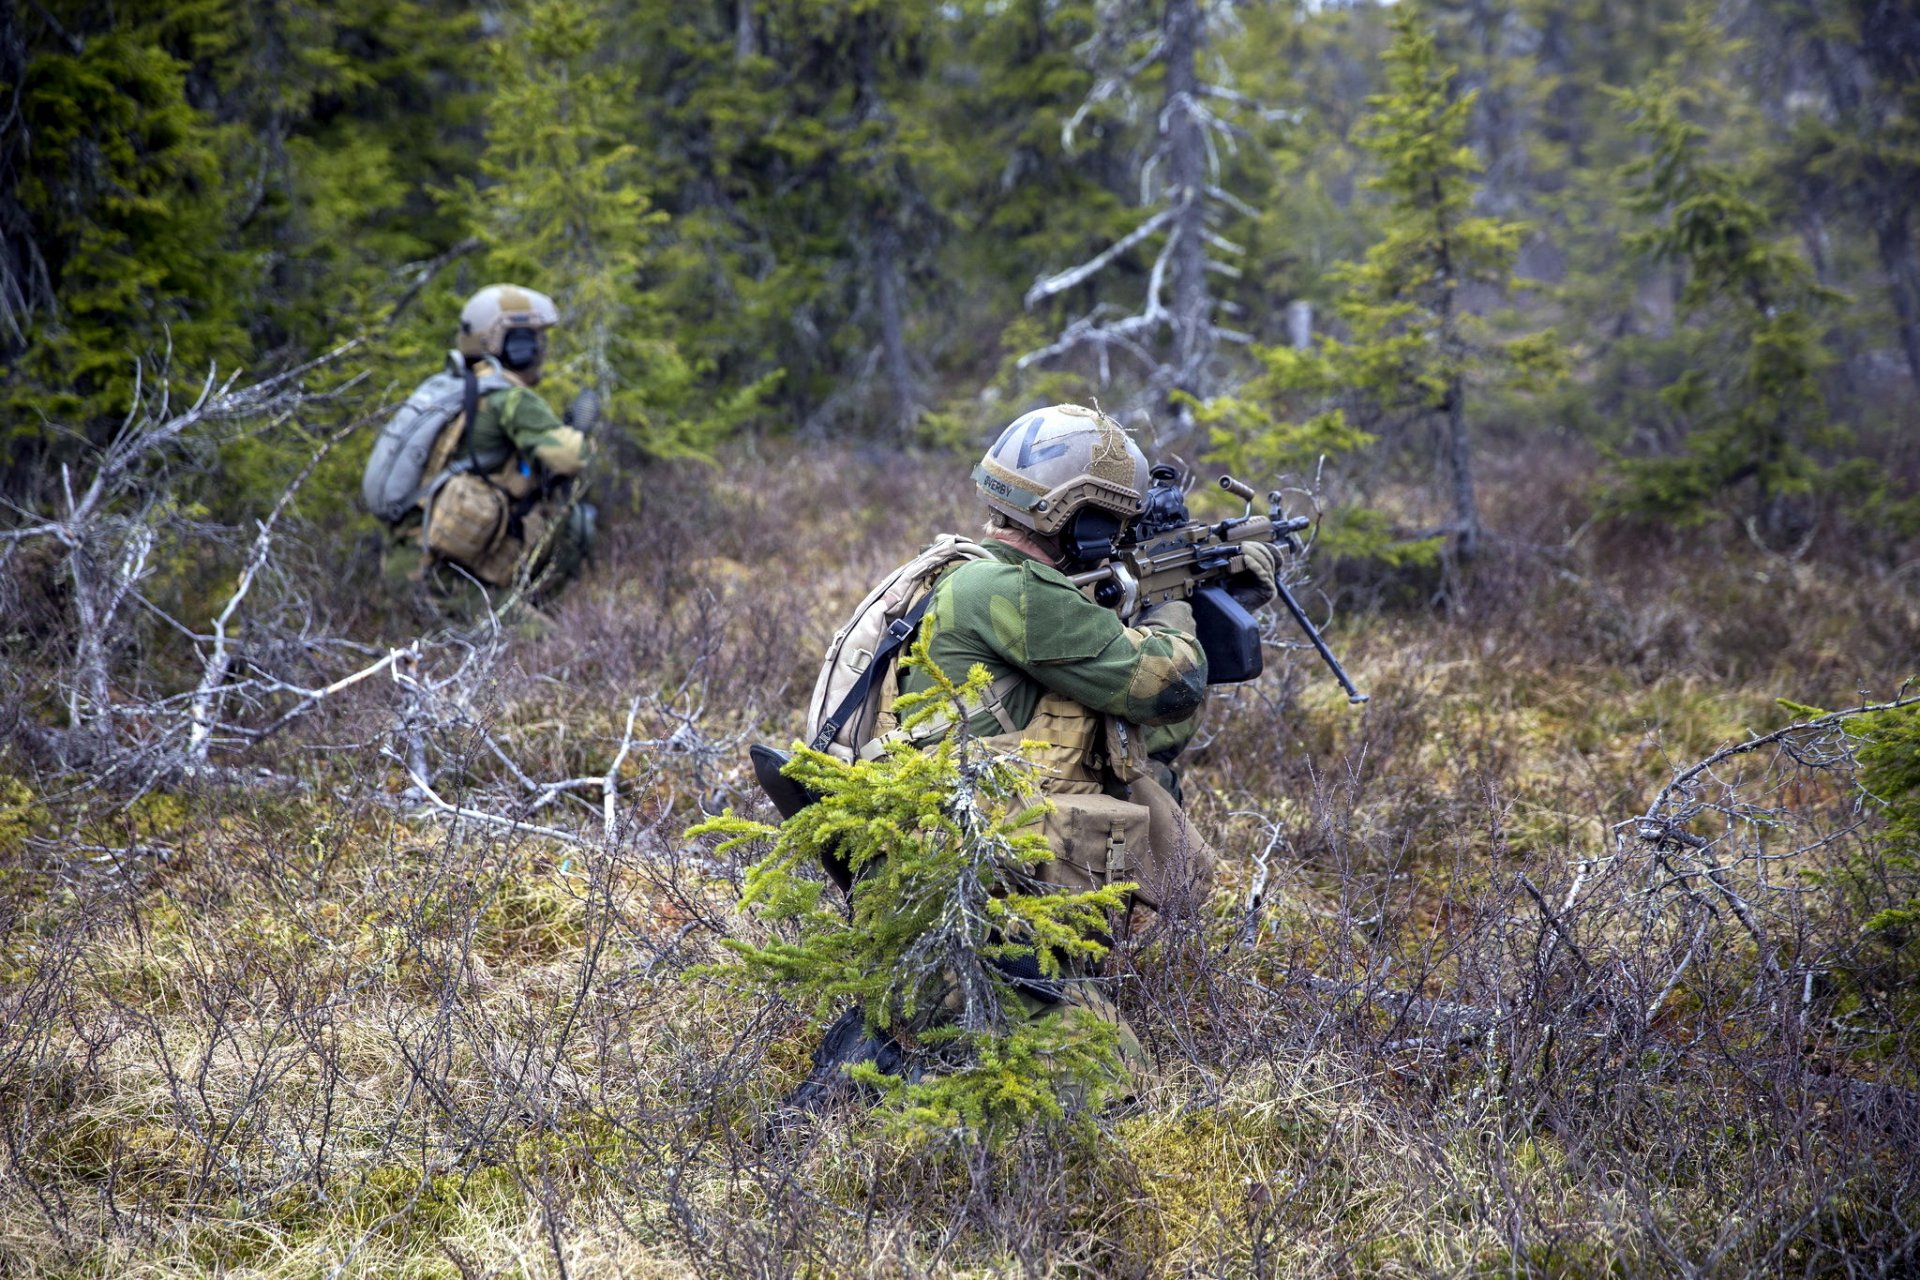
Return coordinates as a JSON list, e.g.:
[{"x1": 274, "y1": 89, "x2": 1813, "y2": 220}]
[
  {"x1": 991, "y1": 561, "x2": 1208, "y2": 726},
  {"x1": 484, "y1": 386, "x2": 588, "y2": 476},
  {"x1": 1140, "y1": 700, "x2": 1205, "y2": 760}
]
